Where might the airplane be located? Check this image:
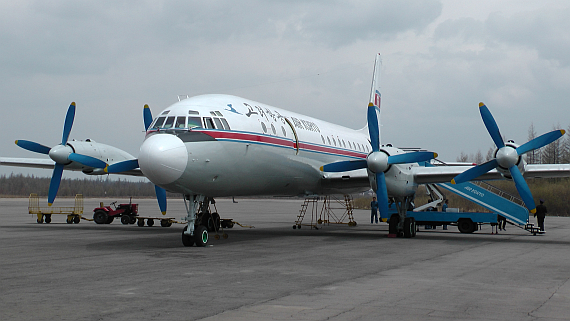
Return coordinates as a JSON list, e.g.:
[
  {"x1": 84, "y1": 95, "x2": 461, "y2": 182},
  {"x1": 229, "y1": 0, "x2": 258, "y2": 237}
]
[{"x1": 2, "y1": 54, "x2": 569, "y2": 247}]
